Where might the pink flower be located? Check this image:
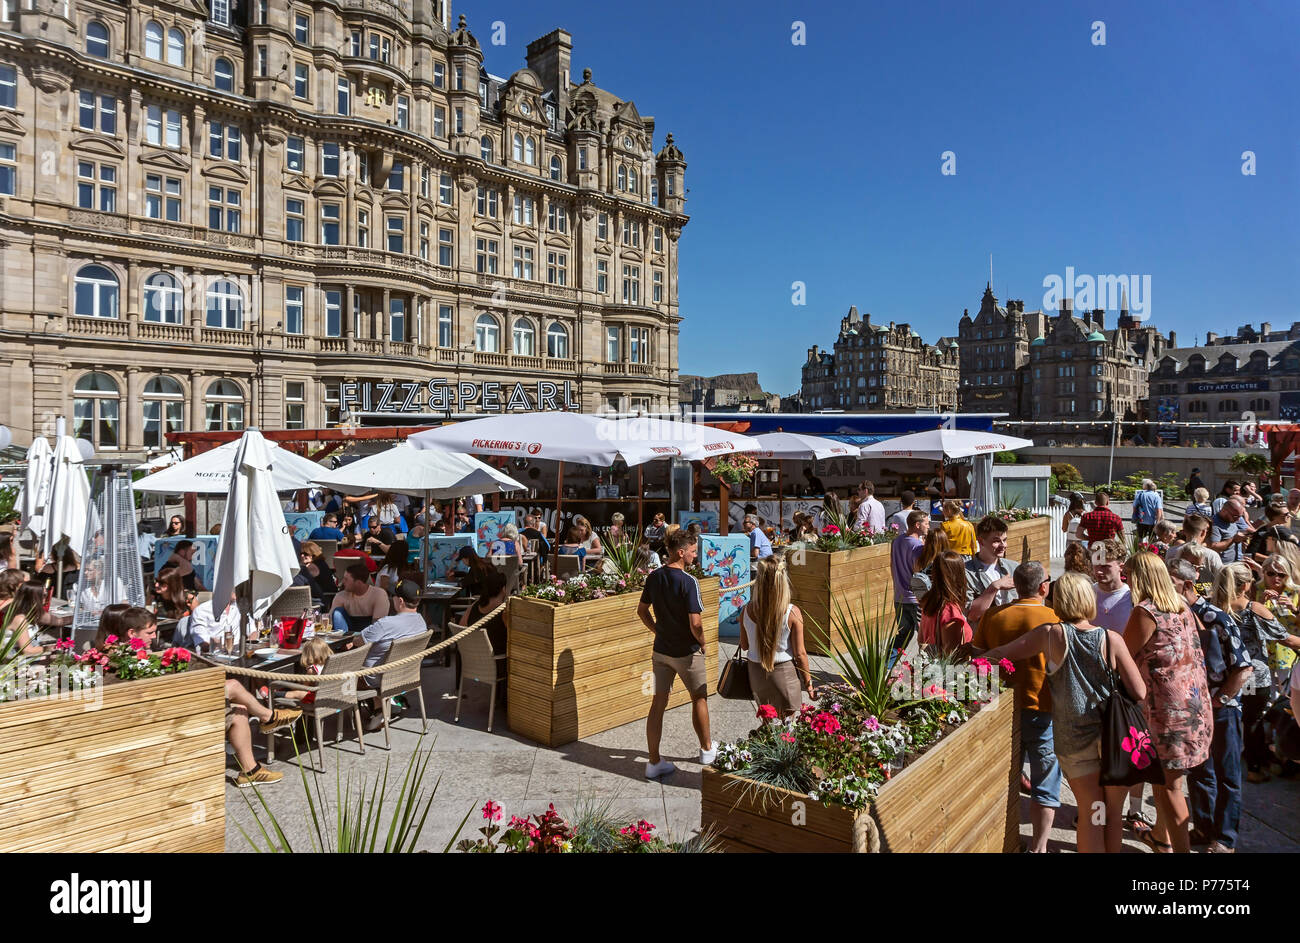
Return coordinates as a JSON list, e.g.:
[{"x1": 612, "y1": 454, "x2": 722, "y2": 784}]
[
  {"x1": 830, "y1": 702, "x2": 842, "y2": 713},
  {"x1": 105, "y1": 635, "x2": 119, "y2": 645},
  {"x1": 756, "y1": 704, "x2": 779, "y2": 721},
  {"x1": 863, "y1": 716, "x2": 880, "y2": 732},
  {"x1": 810, "y1": 712, "x2": 841, "y2": 735},
  {"x1": 780, "y1": 733, "x2": 796, "y2": 743},
  {"x1": 821, "y1": 524, "x2": 840, "y2": 536},
  {"x1": 971, "y1": 657, "x2": 992, "y2": 676},
  {"x1": 482, "y1": 800, "x2": 503, "y2": 822},
  {"x1": 999, "y1": 658, "x2": 1016, "y2": 674},
  {"x1": 1122, "y1": 728, "x2": 1154, "y2": 769}
]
